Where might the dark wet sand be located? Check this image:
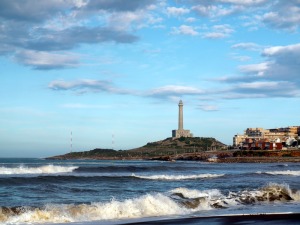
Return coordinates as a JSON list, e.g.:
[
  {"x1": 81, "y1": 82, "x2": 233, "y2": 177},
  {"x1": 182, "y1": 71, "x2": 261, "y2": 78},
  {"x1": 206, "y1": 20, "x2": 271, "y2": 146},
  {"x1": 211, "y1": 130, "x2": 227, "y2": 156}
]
[{"x1": 124, "y1": 213, "x2": 300, "y2": 225}]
